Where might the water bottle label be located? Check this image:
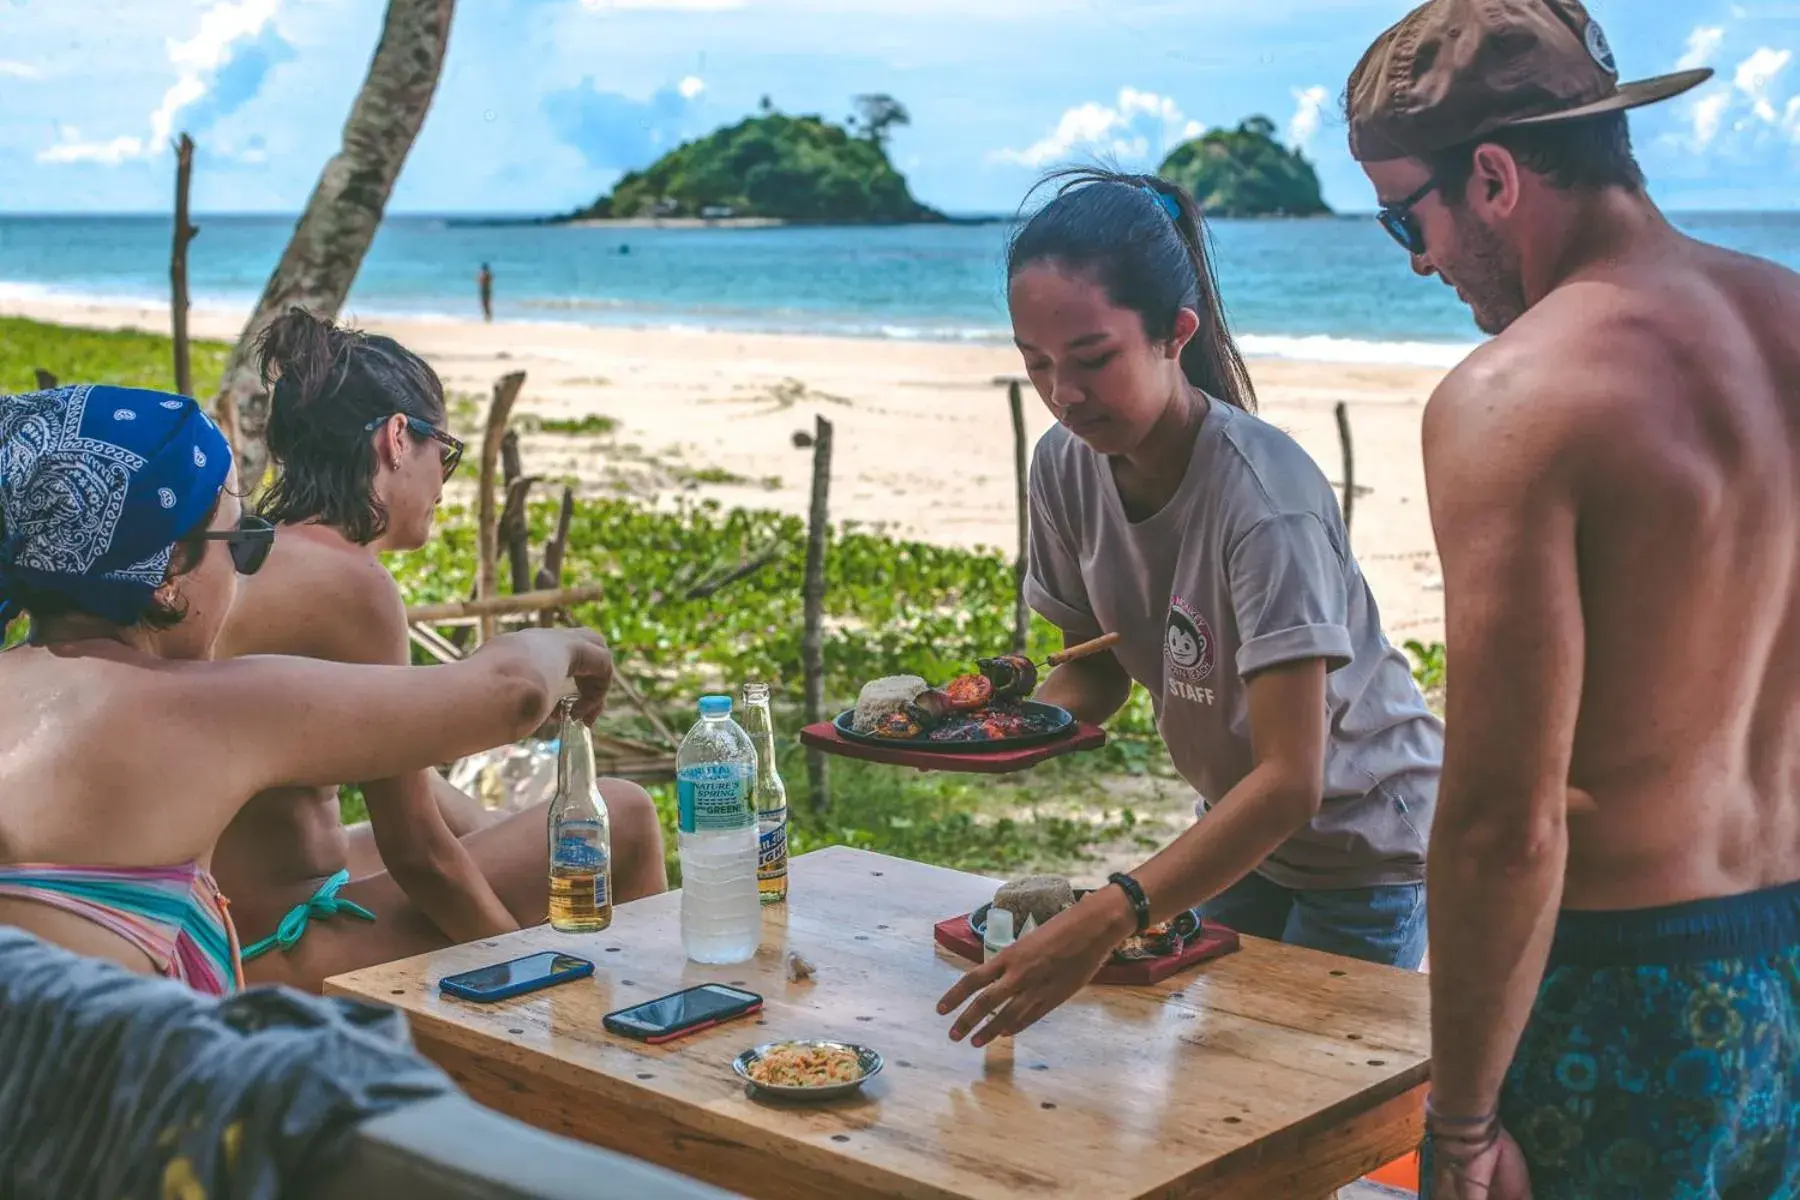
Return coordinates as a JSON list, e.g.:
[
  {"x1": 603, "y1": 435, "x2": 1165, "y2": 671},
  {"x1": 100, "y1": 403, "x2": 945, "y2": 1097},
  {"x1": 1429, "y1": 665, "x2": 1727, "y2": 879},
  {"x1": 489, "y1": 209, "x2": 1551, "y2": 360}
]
[
  {"x1": 677, "y1": 763, "x2": 751, "y2": 833},
  {"x1": 758, "y1": 822, "x2": 788, "y2": 874},
  {"x1": 552, "y1": 822, "x2": 606, "y2": 872}
]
